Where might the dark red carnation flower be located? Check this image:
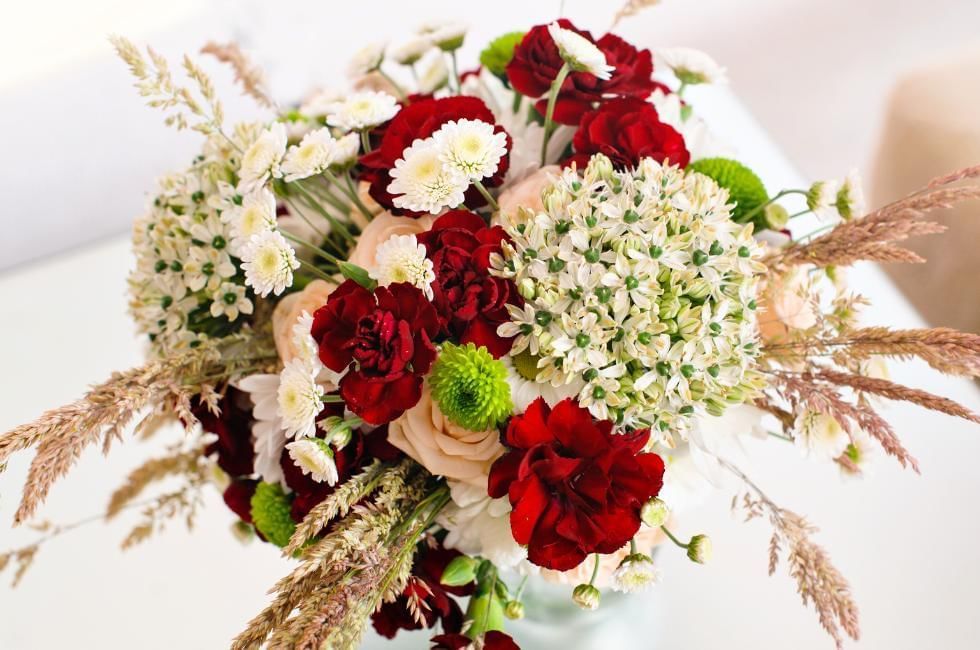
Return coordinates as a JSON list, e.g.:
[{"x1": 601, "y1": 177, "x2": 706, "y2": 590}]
[
  {"x1": 359, "y1": 96, "x2": 511, "y2": 214},
  {"x1": 192, "y1": 387, "x2": 255, "y2": 477},
  {"x1": 488, "y1": 398, "x2": 665, "y2": 571},
  {"x1": 564, "y1": 97, "x2": 690, "y2": 171},
  {"x1": 311, "y1": 280, "x2": 440, "y2": 424},
  {"x1": 417, "y1": 210, "x2": 522, "y2": 358},
  {"x1": 222, "y1": 479, "x2": 258, "y2": 524},
  {"x1": 431, "y1": 631, "x2": 520, "y2": 650},
  {"x1": 505, "y1": 20, "x2": 666, "y2": 125},
  {"x1": 371, "y1": 543, "x2": 473, "y2": 639}
]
